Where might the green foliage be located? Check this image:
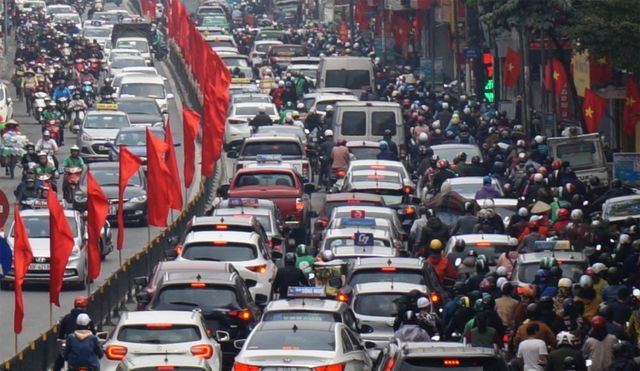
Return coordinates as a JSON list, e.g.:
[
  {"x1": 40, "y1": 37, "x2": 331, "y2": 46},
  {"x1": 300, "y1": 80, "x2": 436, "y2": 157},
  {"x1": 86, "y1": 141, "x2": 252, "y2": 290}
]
[{"x1": 472, "y1": 0, "x2": 575, "y2": 32}]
